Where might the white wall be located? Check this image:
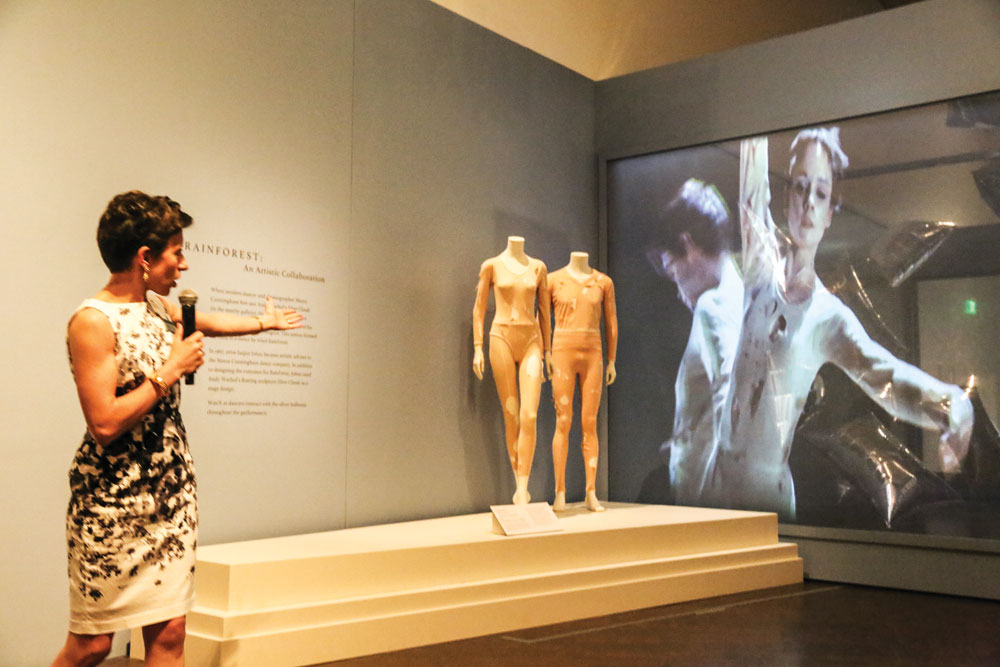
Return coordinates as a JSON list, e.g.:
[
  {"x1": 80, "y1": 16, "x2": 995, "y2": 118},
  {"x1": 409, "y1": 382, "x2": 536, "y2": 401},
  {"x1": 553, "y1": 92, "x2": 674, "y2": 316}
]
[
  {"x1": 0, "y1": 1, "x2": 353, "y2": 663},
  {"x1": 0, "y1": 1, "x2": 595, "y2": 664}
]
